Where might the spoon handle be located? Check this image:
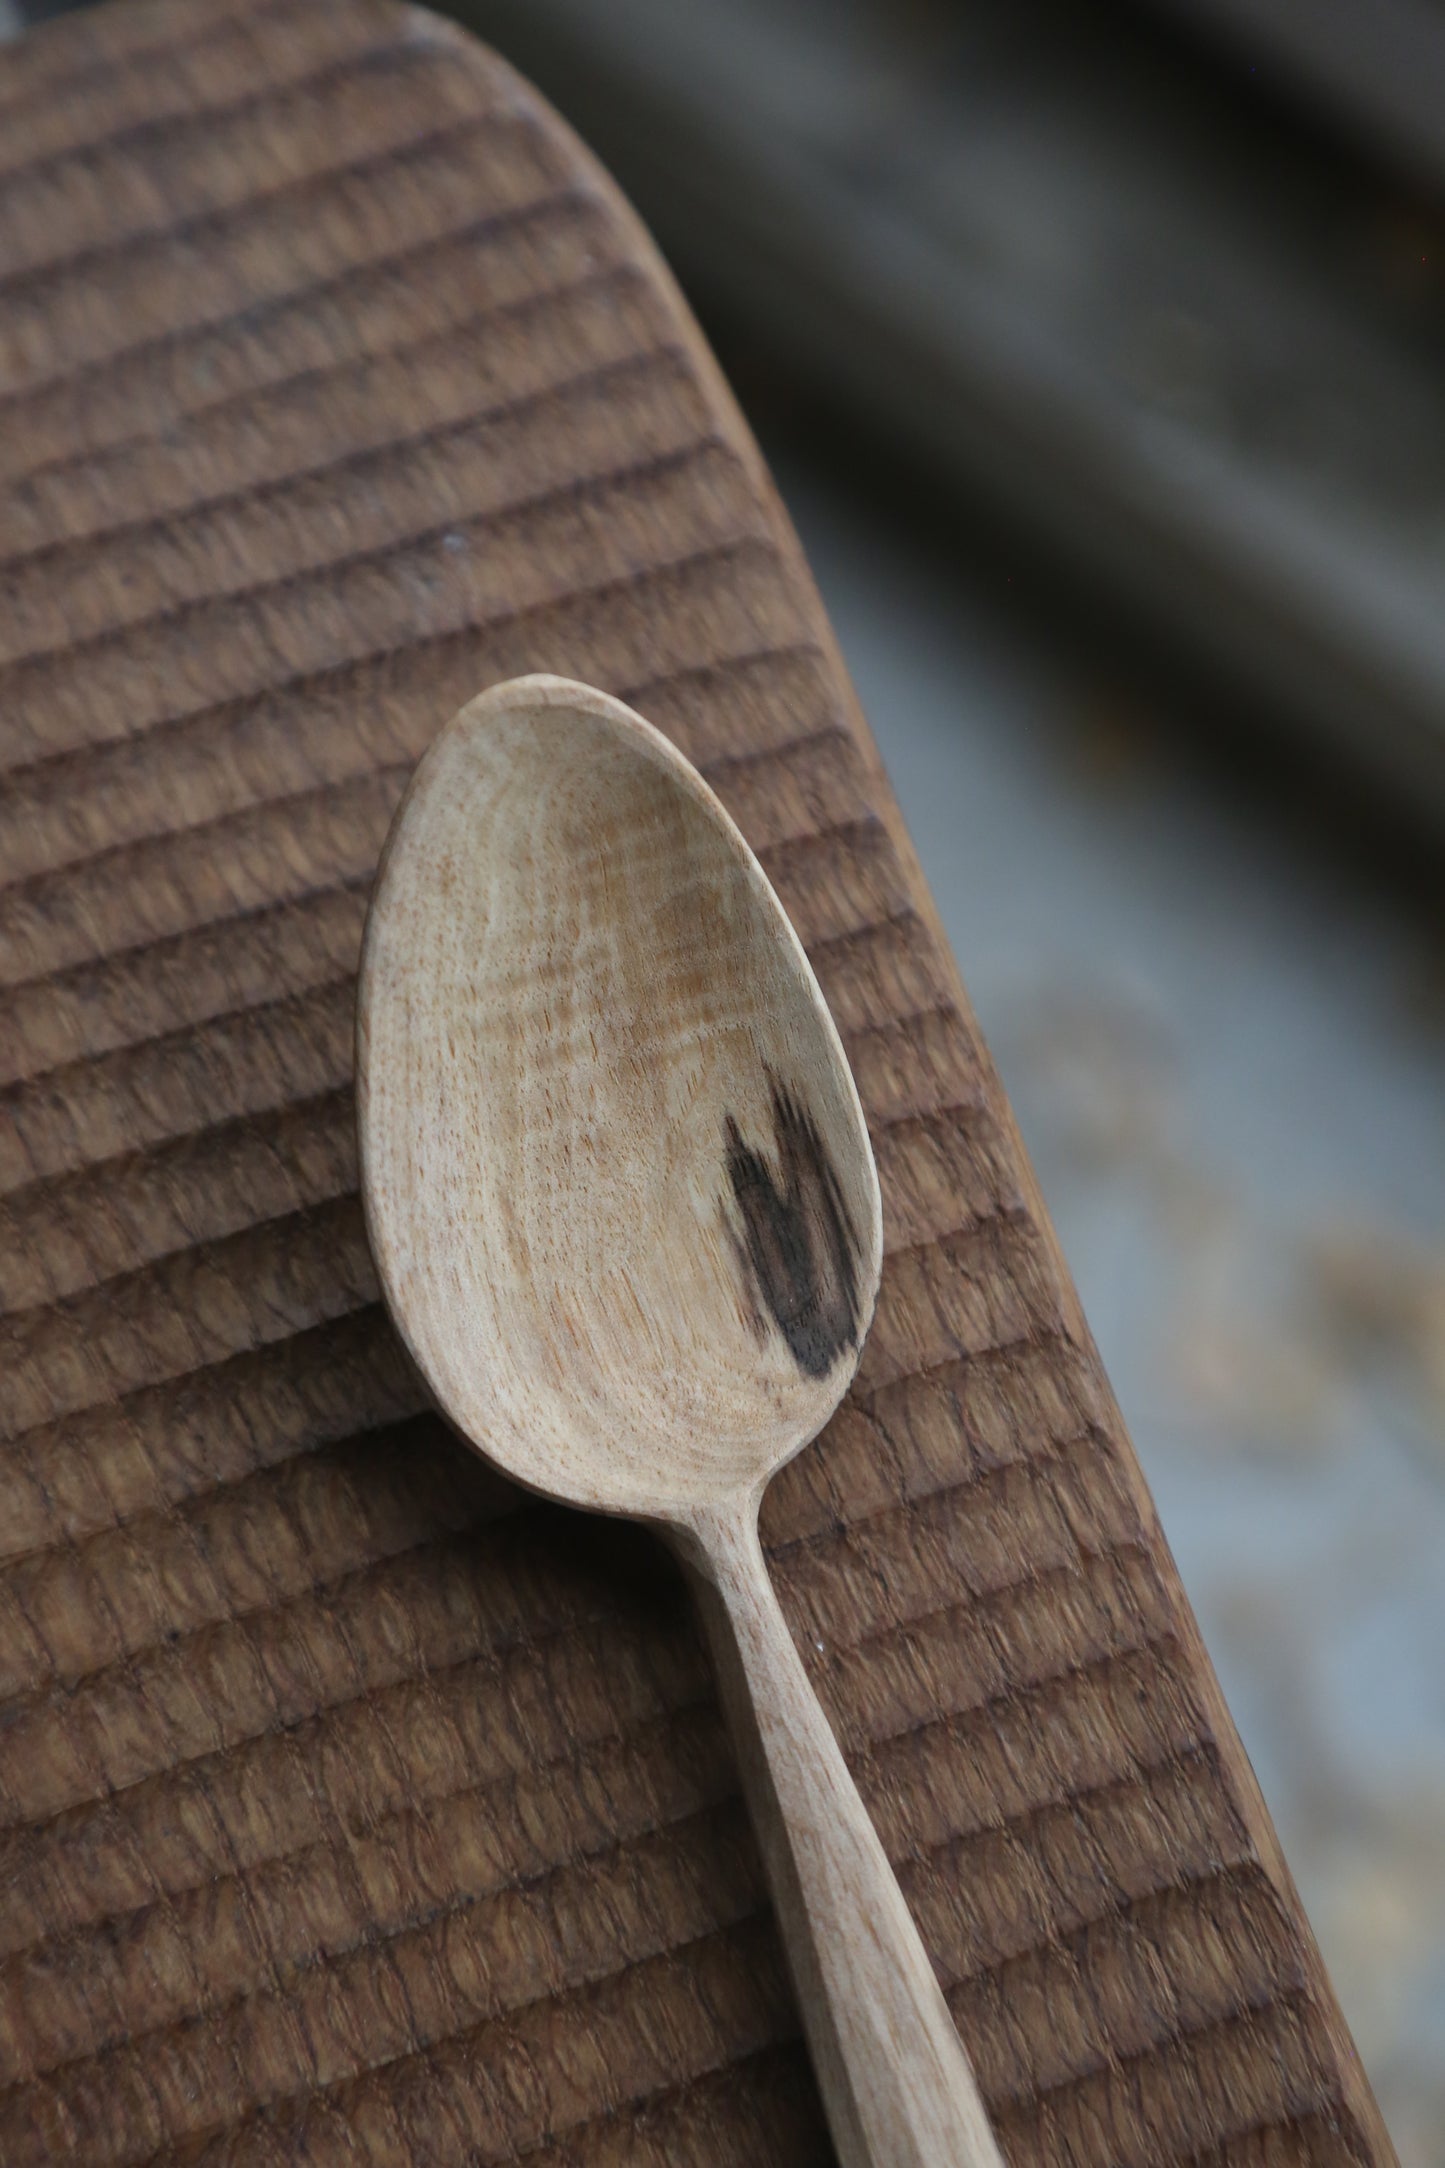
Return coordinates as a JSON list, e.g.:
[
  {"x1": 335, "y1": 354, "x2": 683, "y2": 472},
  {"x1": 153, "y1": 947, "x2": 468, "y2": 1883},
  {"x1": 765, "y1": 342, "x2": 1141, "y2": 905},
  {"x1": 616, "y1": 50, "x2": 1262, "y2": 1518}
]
[{"x1": 681, "y1": 1504, "x2": 1005, "y2": 2168}]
